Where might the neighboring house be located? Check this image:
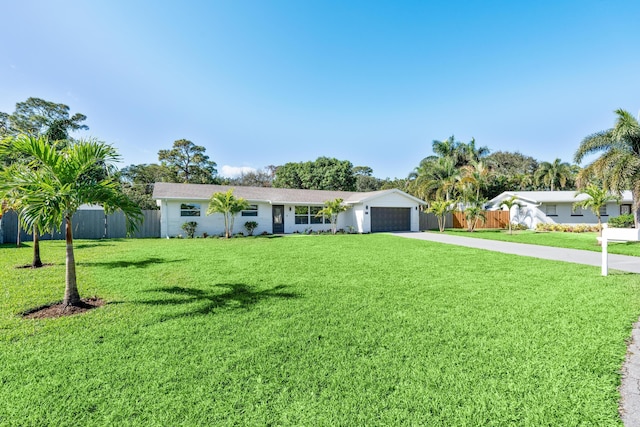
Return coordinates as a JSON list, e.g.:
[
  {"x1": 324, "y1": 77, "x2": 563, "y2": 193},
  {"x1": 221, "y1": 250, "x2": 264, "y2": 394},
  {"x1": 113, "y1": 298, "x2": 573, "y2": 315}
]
[
  {"x1": 488, "y1": 191, "x2": 633, "y2": 229},
  {"x1": 153, "y1": 182, "x2": 426, "y2": 237}
]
